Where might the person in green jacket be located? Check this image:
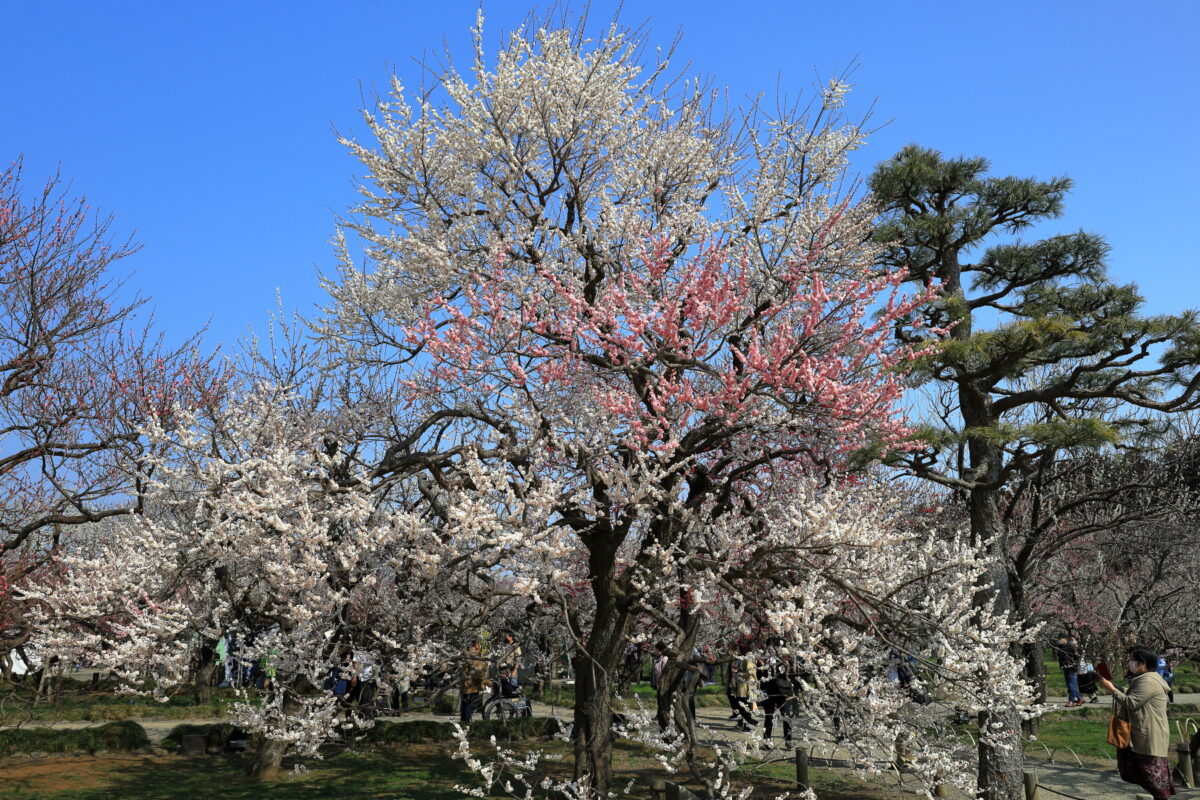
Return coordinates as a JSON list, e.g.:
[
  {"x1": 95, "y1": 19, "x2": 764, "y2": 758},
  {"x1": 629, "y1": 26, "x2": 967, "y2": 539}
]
[{"x1": 1098, "y1": 644, "x2": 1175, "y2": 800}]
